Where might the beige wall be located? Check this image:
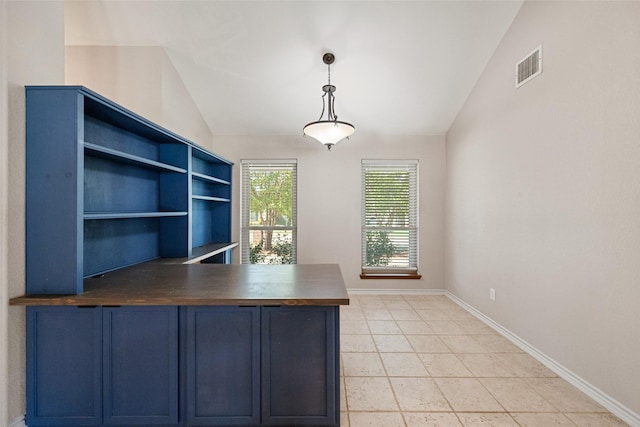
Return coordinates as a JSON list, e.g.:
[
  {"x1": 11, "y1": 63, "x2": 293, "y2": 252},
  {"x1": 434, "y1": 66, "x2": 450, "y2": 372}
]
[
  {"x1": 446, "y1": 0, "x2": 640, "y2": 418},
  {"x1": 66, "y1": 46, "x2": 213, "y2": 150},
  {"x1": 1, "y1": 1, "x2": 8, "y2": 423},
  {"x1": 214, "y1": 134, "x2": 446, "y2": 292},
  {"x1": 2, "y1": 1, "x2": 66, "y2": 424}
]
